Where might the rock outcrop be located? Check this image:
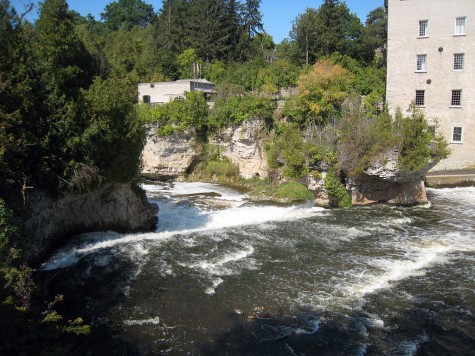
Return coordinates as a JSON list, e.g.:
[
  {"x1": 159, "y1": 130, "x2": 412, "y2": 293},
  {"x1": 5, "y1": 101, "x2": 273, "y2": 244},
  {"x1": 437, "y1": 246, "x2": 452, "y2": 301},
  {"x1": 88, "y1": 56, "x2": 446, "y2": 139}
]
[
  {"x1": 141, "y1": 120, "x2": 269, "y2": 180},
  {"x1": 141, "y1": 127, "x2": 199, "y2": 180},
  {"x1": 344, "y1": 150, "x2": 436, "y2": 206},
  {"x1": 211, "y1": 119, "x2": 269, "y2": 179},
  {"x1": 23, "y1": 183, "x2": 158, "y2": 262}
]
